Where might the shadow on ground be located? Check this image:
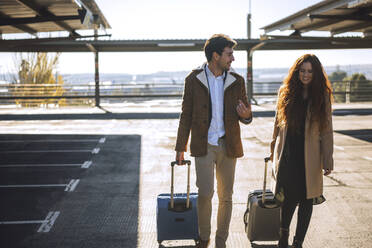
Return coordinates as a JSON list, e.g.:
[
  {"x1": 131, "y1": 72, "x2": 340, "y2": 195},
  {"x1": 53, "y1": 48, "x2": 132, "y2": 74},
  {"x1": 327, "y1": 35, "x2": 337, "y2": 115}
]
[
  {"x1": 0, "y1": 112, "x2": 180, "y2": 120},
  {"x1": 159, "y1": 245, "x2": 195, "y2": 248},
  {"x1": 251, "y1": 243, "x2": 277, "y2": 248},
  {"x1": 335, "y1": 129, "x2": 372, "y2": 143},
  {"x1": 0, "y1": 134, "x2": 141, "y2": 248},
  {"x1": 1, "y1": 107, "x2": 371, "y2": 121}
]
